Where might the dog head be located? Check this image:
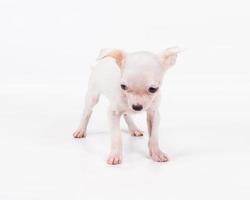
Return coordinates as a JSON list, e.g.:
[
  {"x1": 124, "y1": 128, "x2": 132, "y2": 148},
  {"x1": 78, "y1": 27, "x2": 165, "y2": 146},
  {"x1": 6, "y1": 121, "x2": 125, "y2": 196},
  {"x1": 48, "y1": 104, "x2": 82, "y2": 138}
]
[{"x1": 98, "y1": 48, "x2": 179, "y2": 112}]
